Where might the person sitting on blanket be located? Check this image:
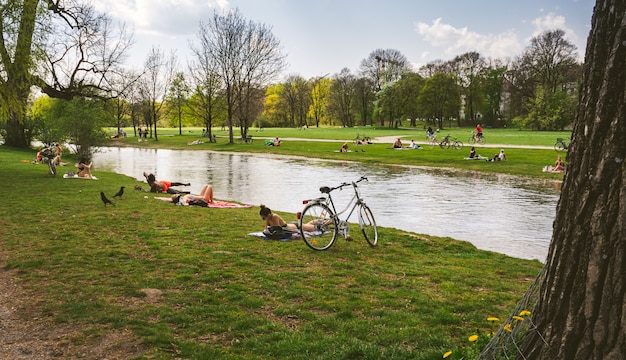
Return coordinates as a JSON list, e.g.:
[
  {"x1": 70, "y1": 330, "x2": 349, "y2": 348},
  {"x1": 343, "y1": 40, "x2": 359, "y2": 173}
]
[
  {"x1": 393, "y1": 138, "x2": 403, "y2": 149},
  {"x1": 259, "y1": 205, "x2": 318, "y2": 232},
  {"x1": 169, "y1": 184, "x2": 214, "y2": 205},
  {"x1": 144, "y1": 172, "x2": 190, "y2": 193},
  {"x1": 469, "y1": 146, "x2": 477, "y2": 158},
  {"x1": 76, "y1": 159, "x2": 93, "y2": 178}
]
